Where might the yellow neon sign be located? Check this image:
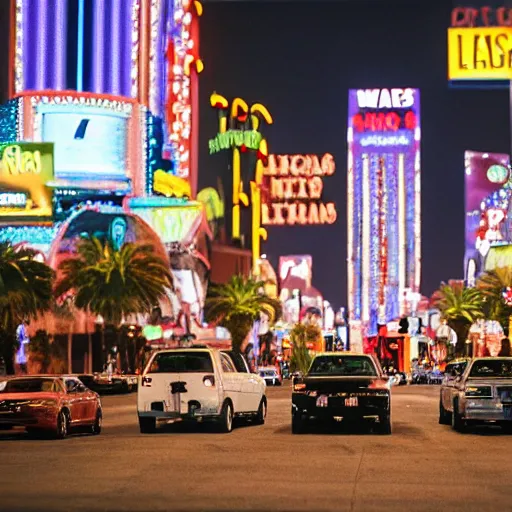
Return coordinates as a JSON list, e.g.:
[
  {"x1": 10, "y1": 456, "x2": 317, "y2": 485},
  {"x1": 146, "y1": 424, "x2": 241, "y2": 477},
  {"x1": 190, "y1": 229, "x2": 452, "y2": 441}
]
[
  {"x1": 448, "y1": 27, "x2": 512, "y2": 80},
  {"x1": 0, "y1": 143, "x2": 54, "y2": 218}
]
